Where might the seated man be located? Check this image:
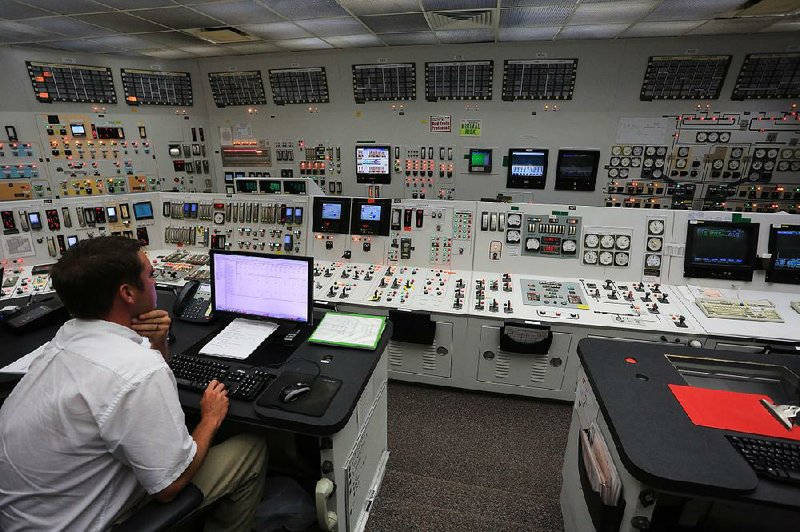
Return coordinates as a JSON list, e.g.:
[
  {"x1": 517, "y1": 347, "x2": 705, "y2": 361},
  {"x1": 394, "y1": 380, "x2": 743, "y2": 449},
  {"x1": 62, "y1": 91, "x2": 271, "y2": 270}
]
[{"x1": 0, "y1": 236, "x2": 267, "y2": 531}]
